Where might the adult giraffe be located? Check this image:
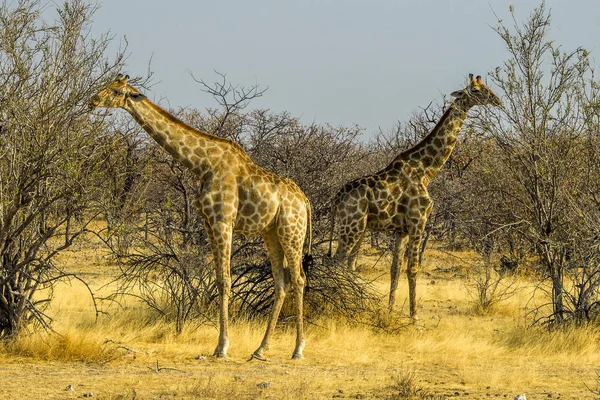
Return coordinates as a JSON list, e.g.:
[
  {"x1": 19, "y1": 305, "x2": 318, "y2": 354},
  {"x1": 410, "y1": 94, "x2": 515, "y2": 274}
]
[
  {"x1": 330, "y1": 74, "x2": 501, "y2": 319},
  {"x1": 90, "y1": 74, "x2": 312, "y2": 360}
]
